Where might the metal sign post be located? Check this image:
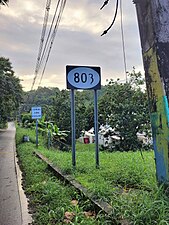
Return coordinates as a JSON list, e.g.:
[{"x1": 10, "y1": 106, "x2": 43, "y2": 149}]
[
  {"x1": 66, "y1": 65, "x2": 101, "y2": 168},
  {"x1": 36, "y1": 119, "x2": 38, "y2": 148},
  {"x1": 71, "y1": 89, "x2": 76, "y2": 167},
  {"x1": 31, "y1": 106, "x2": 42, "y2": 148},
  {"x1": 94, "y1": 89, "x2": 99, "y2": 168}
]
